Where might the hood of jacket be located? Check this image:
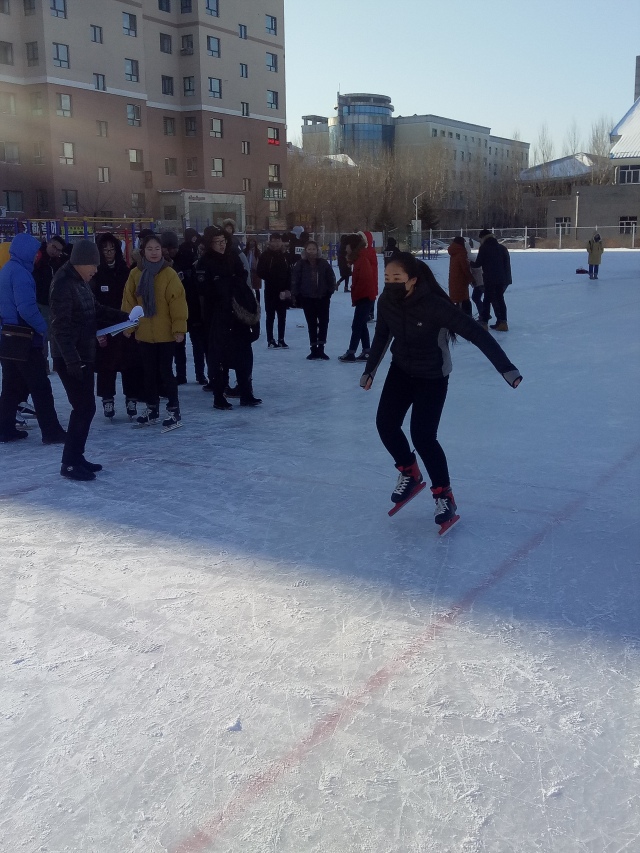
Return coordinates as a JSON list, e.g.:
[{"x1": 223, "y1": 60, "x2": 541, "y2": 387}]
[
  {"x1": 447, "y1": 242, "x2": 467, "y2": 259},
  {"x1": 9, "y1": 233, "x2": 41, "y2": 271}
]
